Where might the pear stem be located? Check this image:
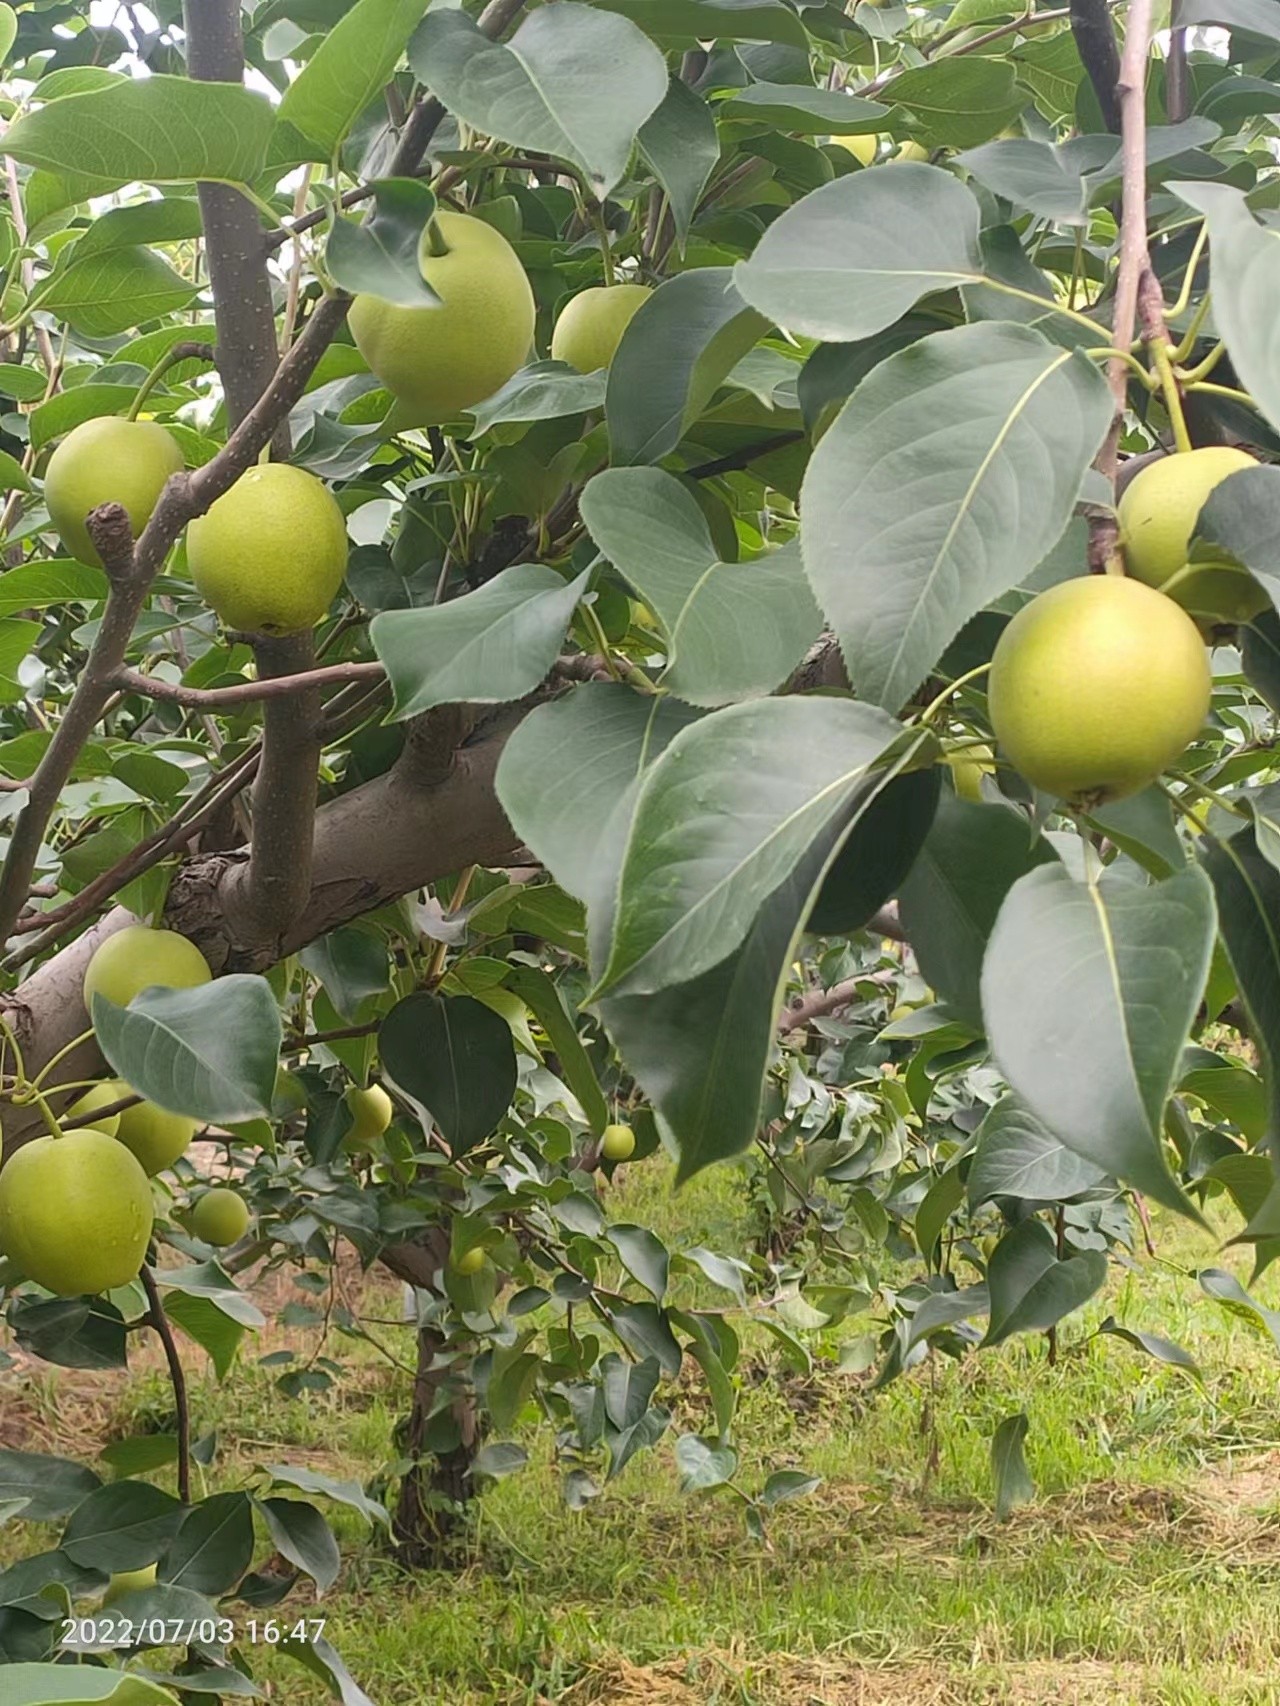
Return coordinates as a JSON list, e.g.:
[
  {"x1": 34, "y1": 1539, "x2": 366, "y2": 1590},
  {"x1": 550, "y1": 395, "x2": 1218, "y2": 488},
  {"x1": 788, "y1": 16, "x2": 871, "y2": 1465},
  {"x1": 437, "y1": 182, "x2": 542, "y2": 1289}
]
[
  {"x1": 1150, "y1": 335, "x2": 1193, "y2": 455},
  {"x1": 423, "y1": 216, "x2": 450, "y2": 259}
]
